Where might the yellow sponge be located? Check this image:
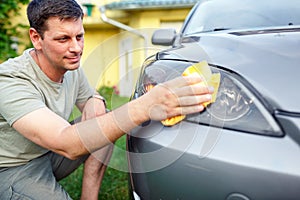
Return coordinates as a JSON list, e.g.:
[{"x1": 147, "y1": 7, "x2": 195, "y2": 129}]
[{"x1": 161, "y1": 61, "x2": 220, "y2": 126}]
